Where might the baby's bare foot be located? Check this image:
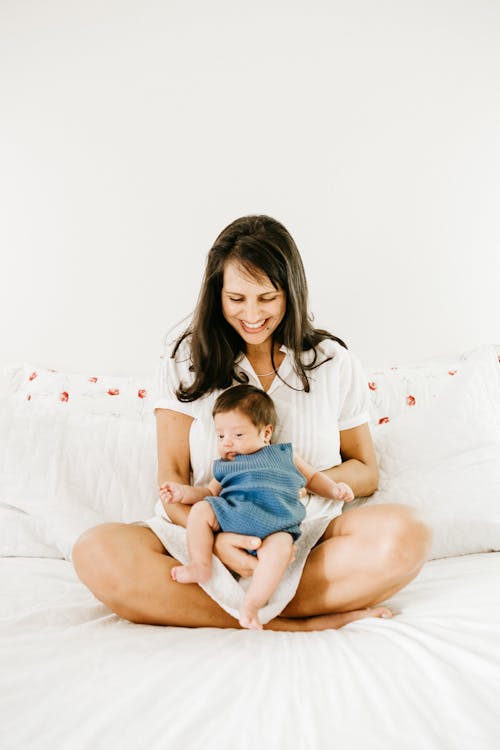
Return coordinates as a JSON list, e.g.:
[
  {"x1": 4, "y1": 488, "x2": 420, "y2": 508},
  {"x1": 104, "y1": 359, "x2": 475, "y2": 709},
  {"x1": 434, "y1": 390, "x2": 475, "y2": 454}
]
[
  {"x1": 171, "y1": 563, "x2": 211, "y2": 584},
  {"x1": 239, "y1": 601, "x2": 263, "y2": 631}
]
